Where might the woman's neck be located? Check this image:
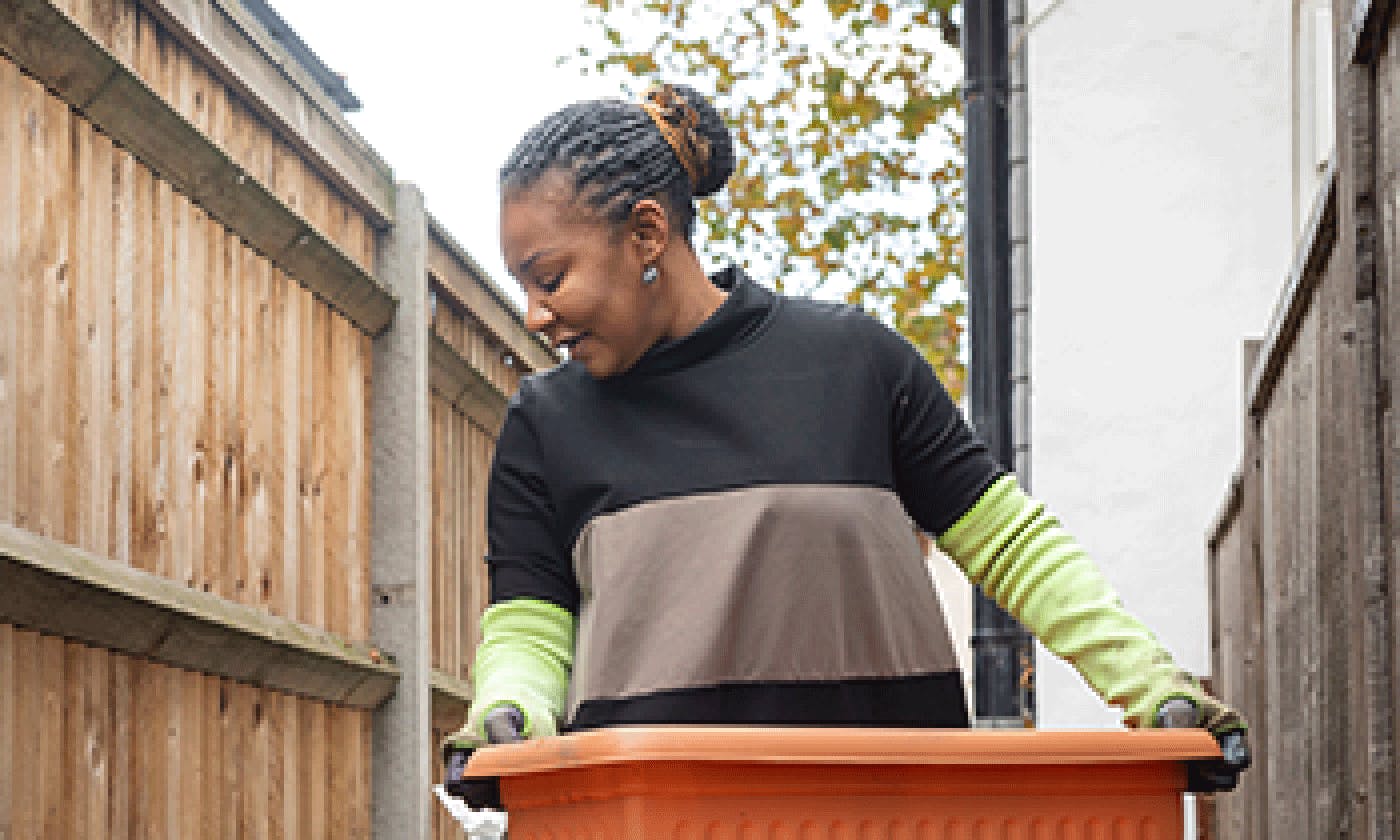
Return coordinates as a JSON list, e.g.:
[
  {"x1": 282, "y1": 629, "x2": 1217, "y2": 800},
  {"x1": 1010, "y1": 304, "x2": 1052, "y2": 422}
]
[{"x1": 660, "y1": 251, "x2": 728, "y2": 340}]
